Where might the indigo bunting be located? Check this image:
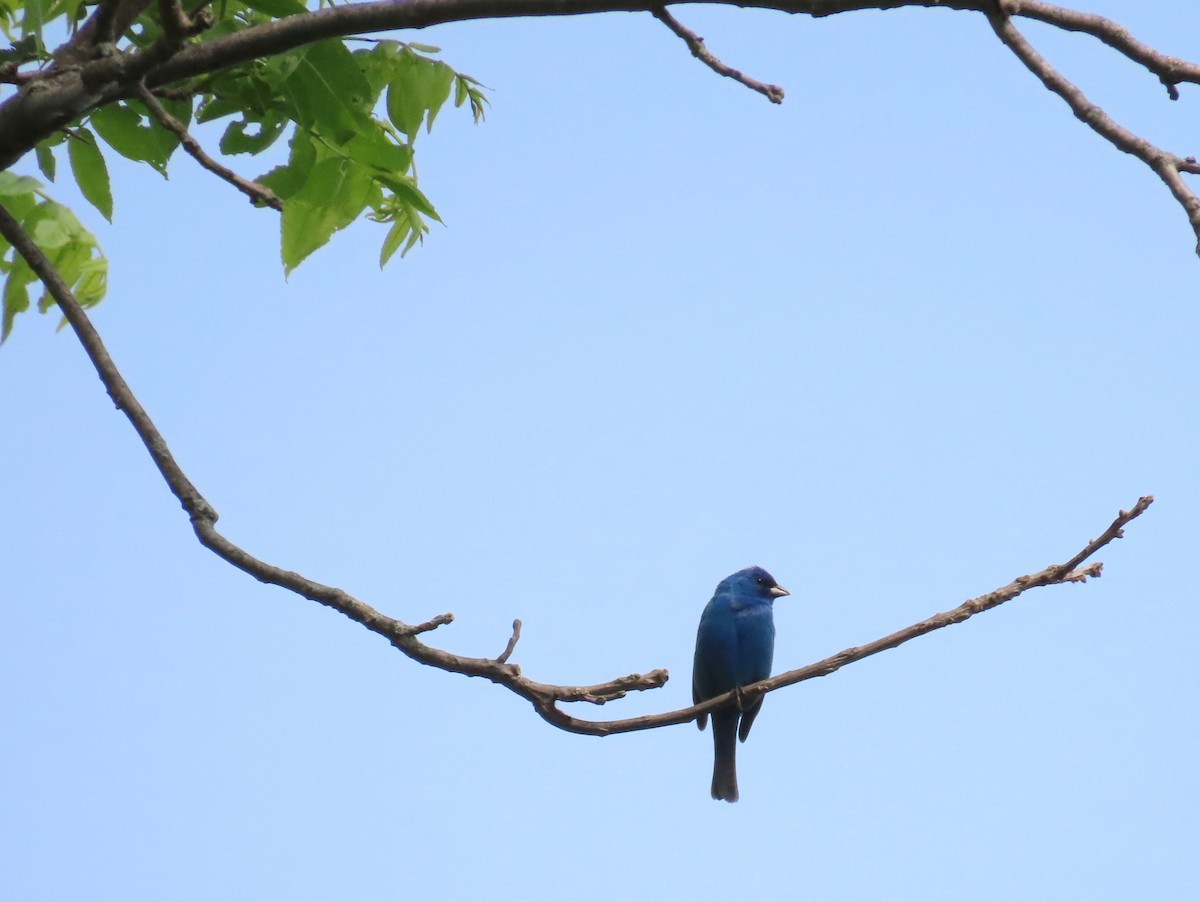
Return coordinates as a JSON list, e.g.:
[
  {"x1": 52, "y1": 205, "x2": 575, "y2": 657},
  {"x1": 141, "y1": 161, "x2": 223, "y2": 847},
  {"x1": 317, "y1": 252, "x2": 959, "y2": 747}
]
[{"x1": 693, "y1": 566, "x2": 789, "y2": 802}]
